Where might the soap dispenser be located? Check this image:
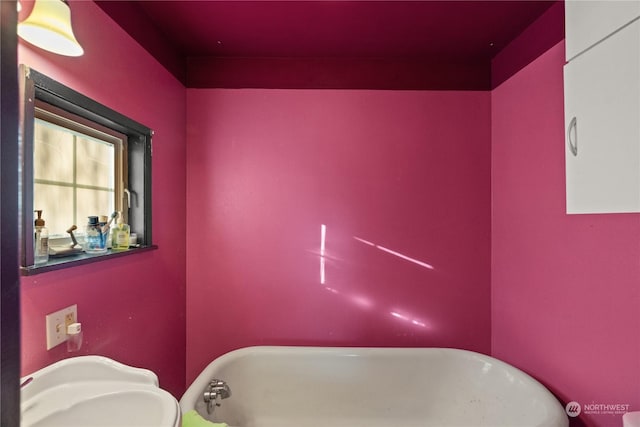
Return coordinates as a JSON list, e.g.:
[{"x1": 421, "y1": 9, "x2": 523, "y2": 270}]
[
  {"x1": 34, "y1": 210, "x2": 49, "y2": 265},
  {"x1": 111, "y1": 211, "x2": 130, "y2": 251}
]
